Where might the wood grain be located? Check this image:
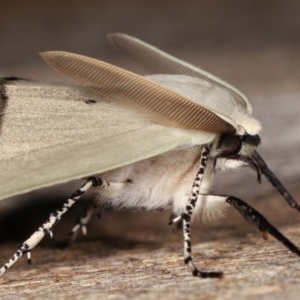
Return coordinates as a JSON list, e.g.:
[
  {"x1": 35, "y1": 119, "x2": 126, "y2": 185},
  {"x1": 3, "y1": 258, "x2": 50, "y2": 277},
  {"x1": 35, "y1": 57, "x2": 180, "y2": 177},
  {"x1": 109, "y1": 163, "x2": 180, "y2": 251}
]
[{"x1": 0, "y1": 212, "x2": 300, "y2": 300}]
